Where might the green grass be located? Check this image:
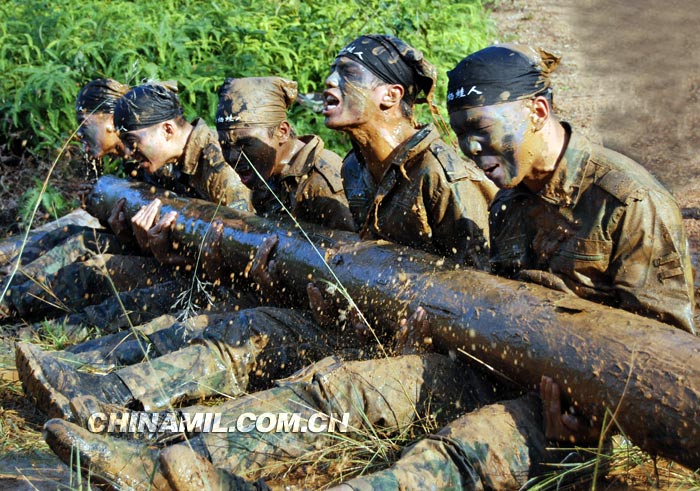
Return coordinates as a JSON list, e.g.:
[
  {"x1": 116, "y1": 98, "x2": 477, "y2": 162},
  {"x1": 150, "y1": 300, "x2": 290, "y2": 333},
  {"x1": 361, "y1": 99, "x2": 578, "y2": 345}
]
[{"x1": 0, "y1": 0, "x2": 494, "y2": 162}]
